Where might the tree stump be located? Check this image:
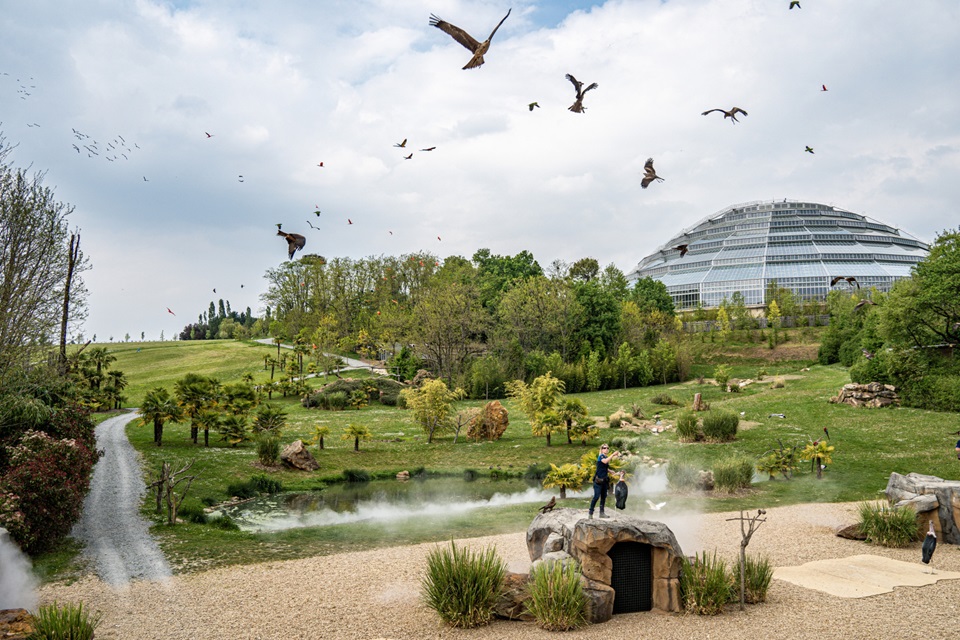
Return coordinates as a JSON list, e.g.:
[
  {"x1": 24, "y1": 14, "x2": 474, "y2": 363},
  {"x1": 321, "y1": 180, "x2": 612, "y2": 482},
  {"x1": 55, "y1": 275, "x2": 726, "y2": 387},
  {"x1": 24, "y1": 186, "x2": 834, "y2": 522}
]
[{"x1": 692, "y1": 393, "x2": 705, "y2": 411}]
